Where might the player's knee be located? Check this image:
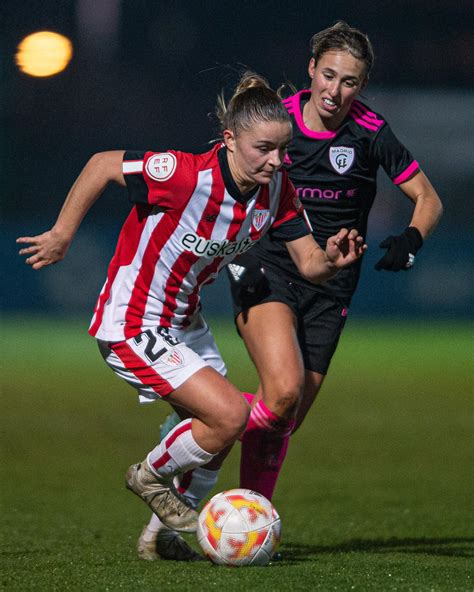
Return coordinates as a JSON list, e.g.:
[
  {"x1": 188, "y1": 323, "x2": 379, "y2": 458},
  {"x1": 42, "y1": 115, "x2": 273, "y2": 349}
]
[
  {"x1": 268, "y1": 377, "x2": 303, "y2": 418},
  {"x1": 218, "y1": 397, "x2": 250, "y2": 445},
  {"x1": 274, "y1": 395, "x2": 299, "y2": 418}
]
